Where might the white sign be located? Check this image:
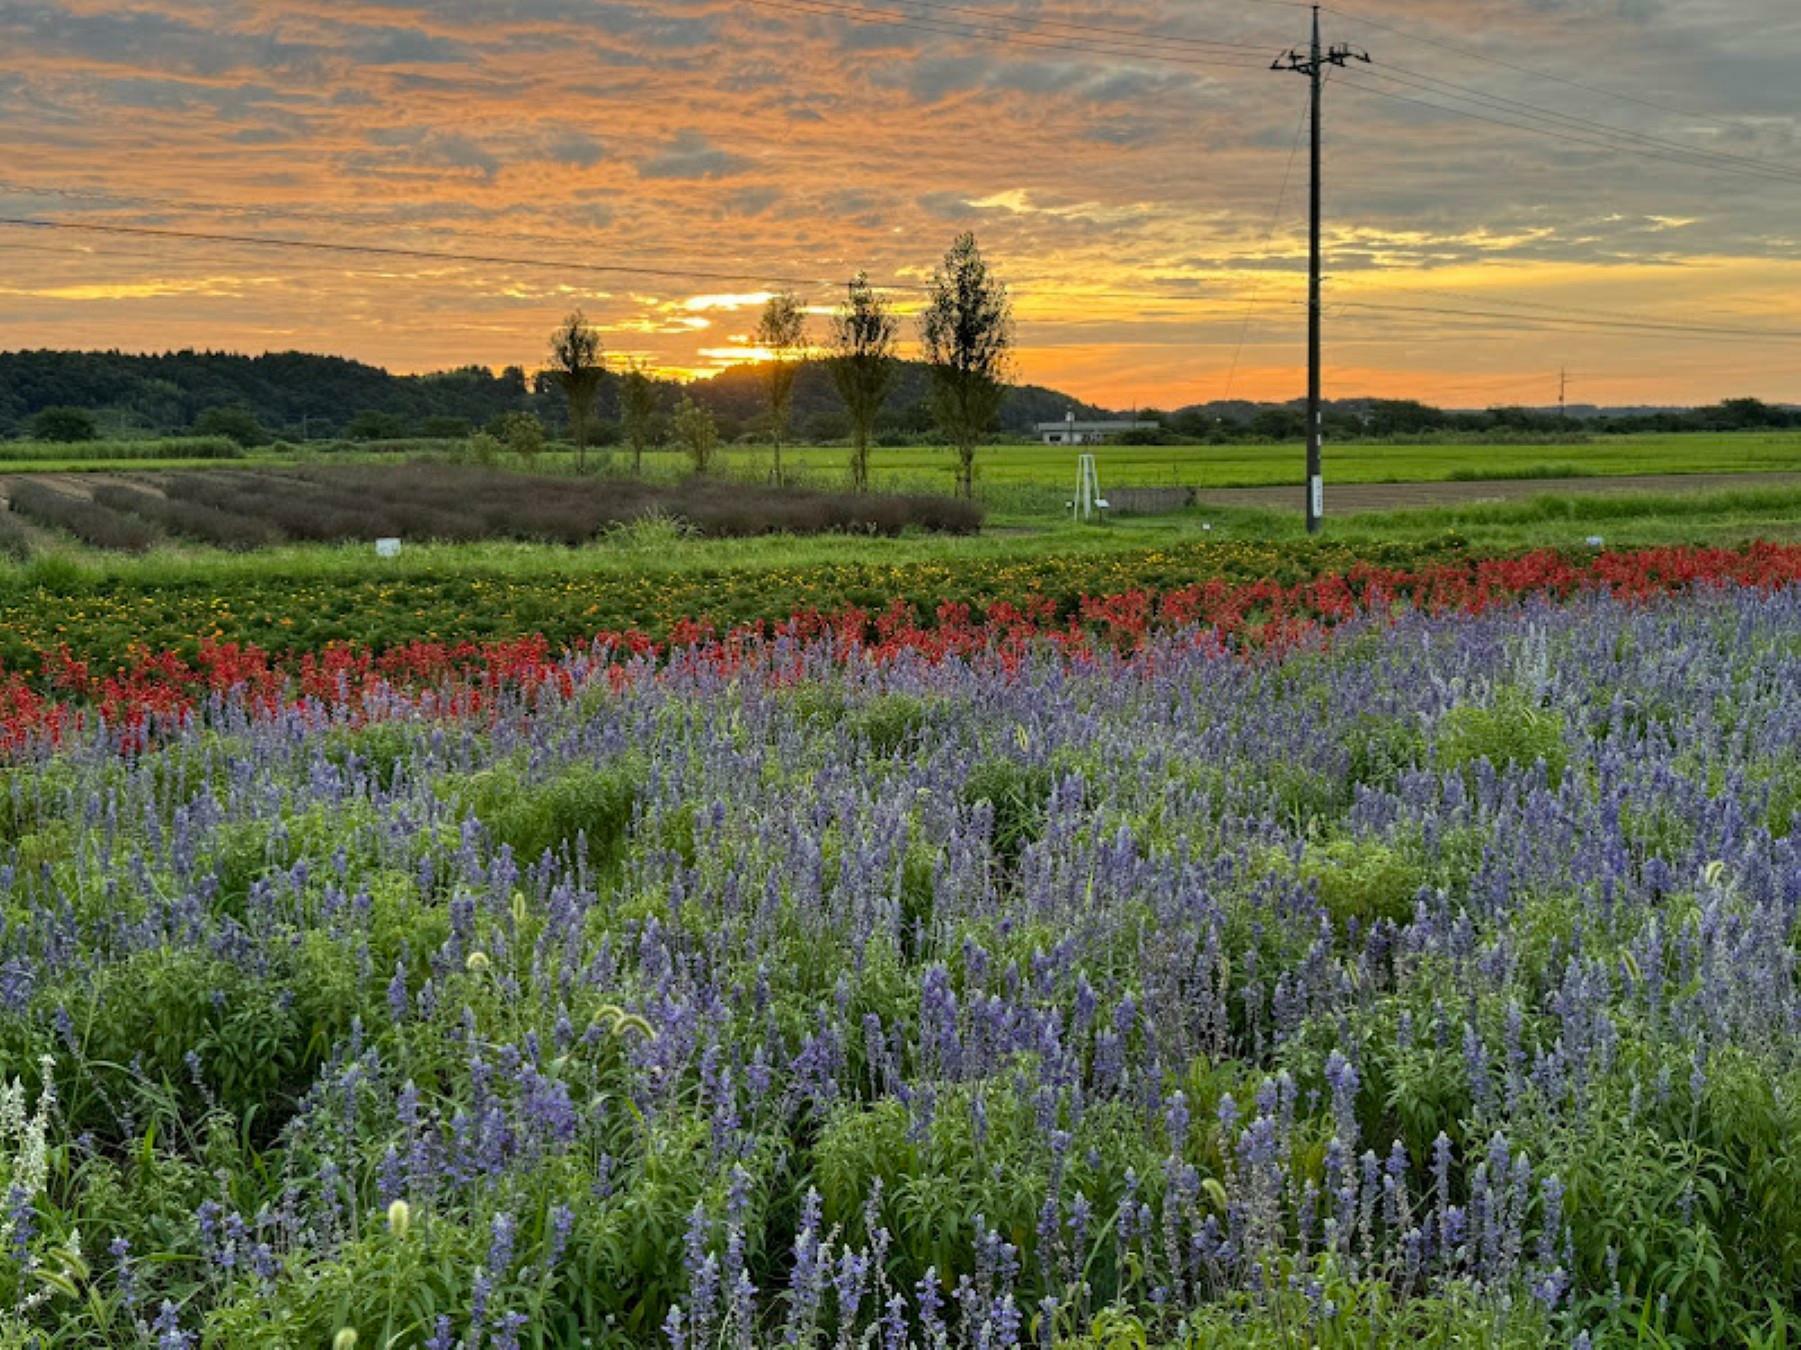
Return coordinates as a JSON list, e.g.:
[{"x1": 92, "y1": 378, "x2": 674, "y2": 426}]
[
  {"x1": 375, "y1": 537, "x2": 402, "y2": 558},
  {"x1": 1310, "y1": 475, "x2": 1324, "y2": 519}
]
